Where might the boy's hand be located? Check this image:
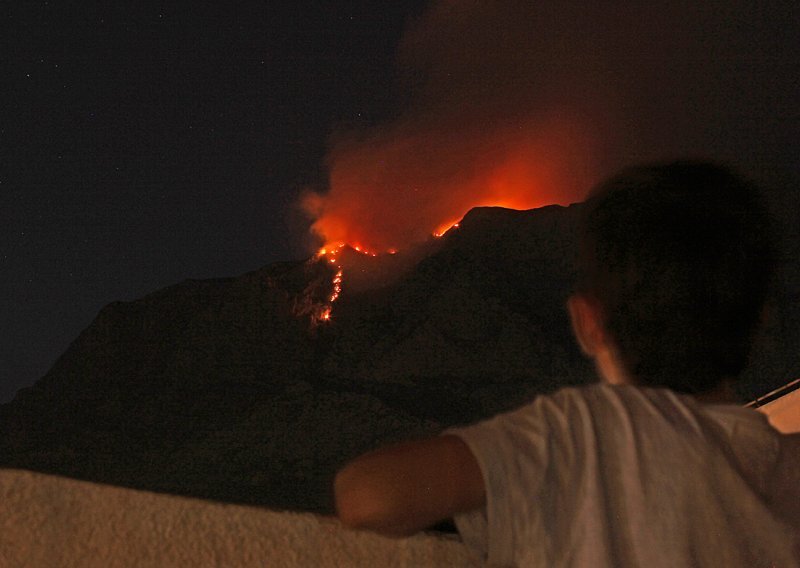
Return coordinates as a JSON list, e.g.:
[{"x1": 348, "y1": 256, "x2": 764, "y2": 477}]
[{"x1": 334, "y1": 435, "x2": 485, "y2": 537}]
